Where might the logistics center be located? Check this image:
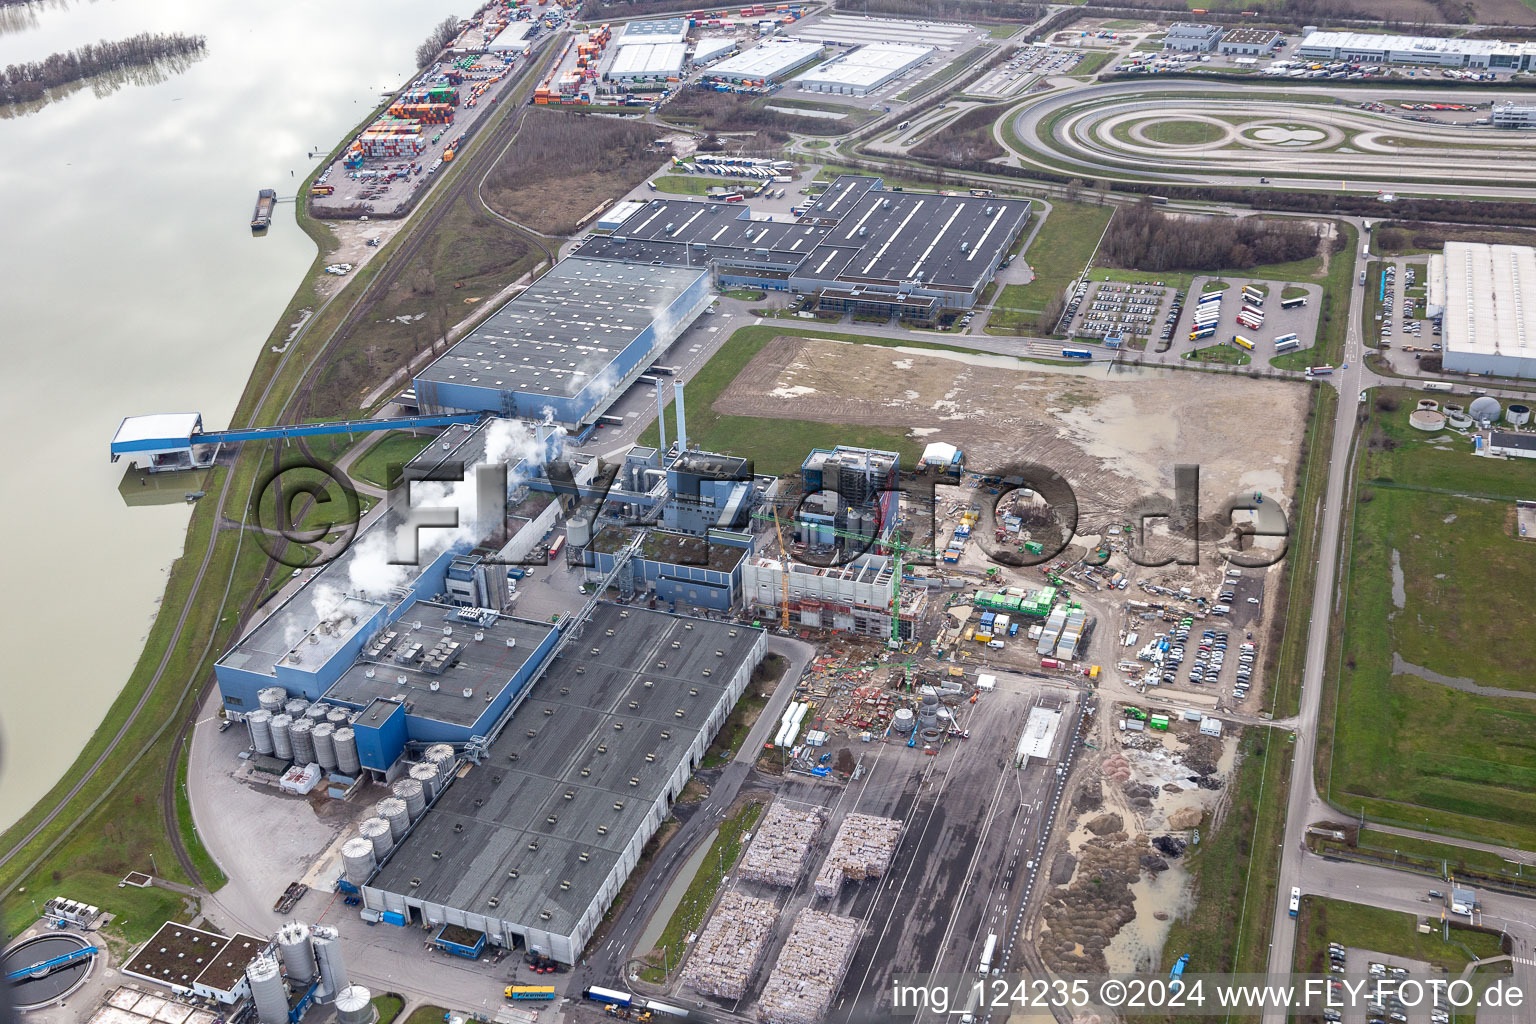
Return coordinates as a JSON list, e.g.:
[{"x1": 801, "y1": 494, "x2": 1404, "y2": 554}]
[{"x1": 1429, "y1": 241, "x2": 1536, "y2": 379}]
